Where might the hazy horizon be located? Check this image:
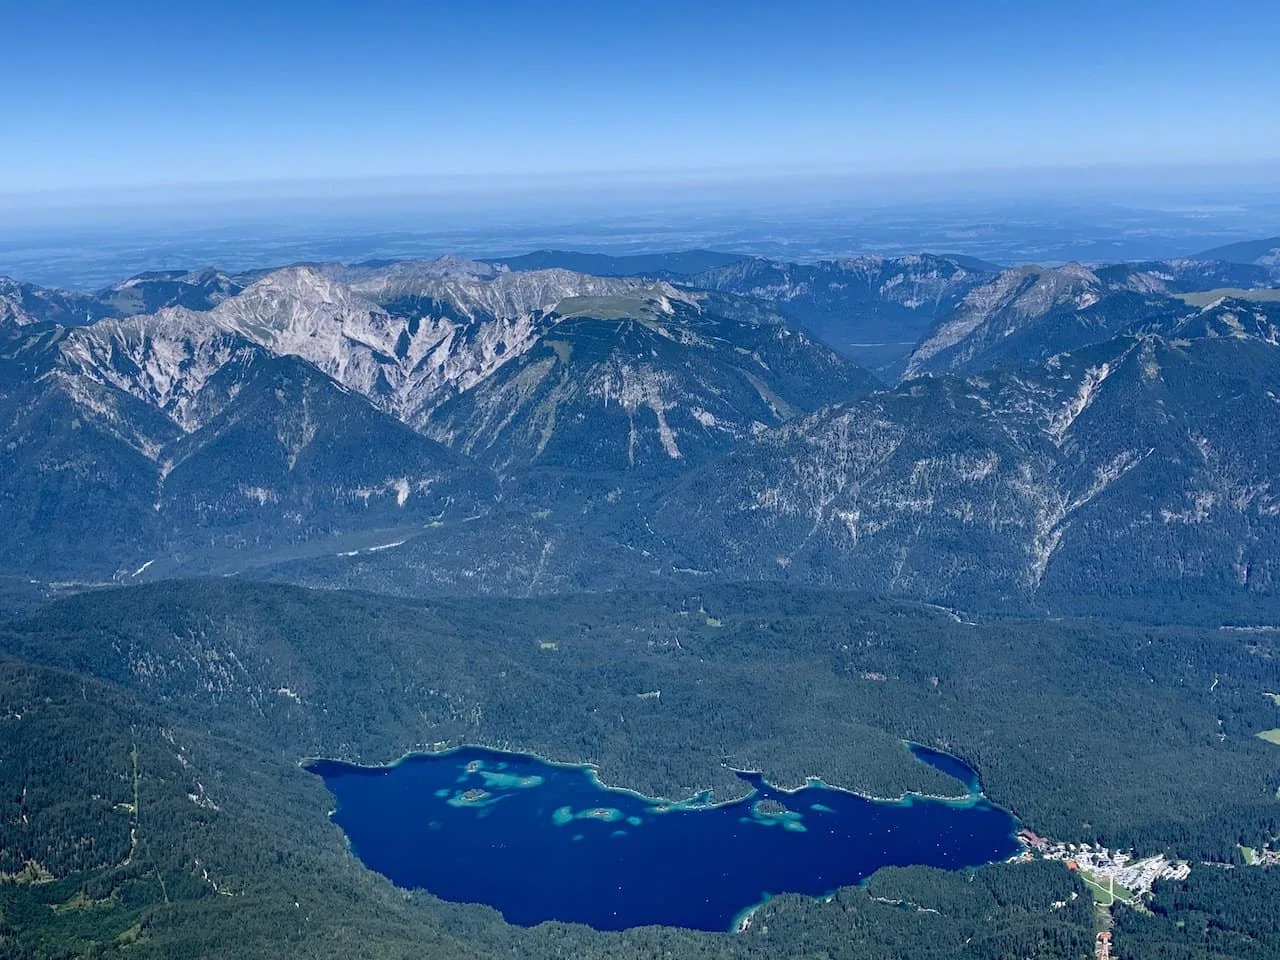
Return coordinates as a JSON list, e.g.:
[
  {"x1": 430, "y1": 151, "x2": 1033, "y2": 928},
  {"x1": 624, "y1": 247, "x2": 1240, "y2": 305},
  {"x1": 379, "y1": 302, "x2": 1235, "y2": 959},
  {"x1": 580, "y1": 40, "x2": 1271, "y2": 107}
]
[
  {"x1": 4, "y1": 1, "x2": 1278, "y2": 288},
  {"x1": 4, "y1": 157, "x2": 1279, "y2": 215},
  {"x1": 2, "y1": 159, "x2": 1278, "y2": 289},
  {"x1": 4, "y1": 177, "x2": 1278, "y2": 291},
  {"x1": 7, "y1": 0, "x2": 1280, "y2": 195}
]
